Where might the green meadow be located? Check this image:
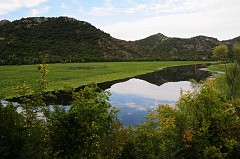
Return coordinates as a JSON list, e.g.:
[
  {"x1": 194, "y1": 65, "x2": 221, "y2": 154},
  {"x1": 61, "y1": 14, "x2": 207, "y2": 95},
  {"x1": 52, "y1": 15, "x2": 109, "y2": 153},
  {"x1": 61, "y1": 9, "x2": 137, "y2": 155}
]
[
  {"x1": 207, "y1": 63, "x2": 233, "y2": 96},
  {"x1": 0, "y1": 61, "x2": 209, "y2": 99}
]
